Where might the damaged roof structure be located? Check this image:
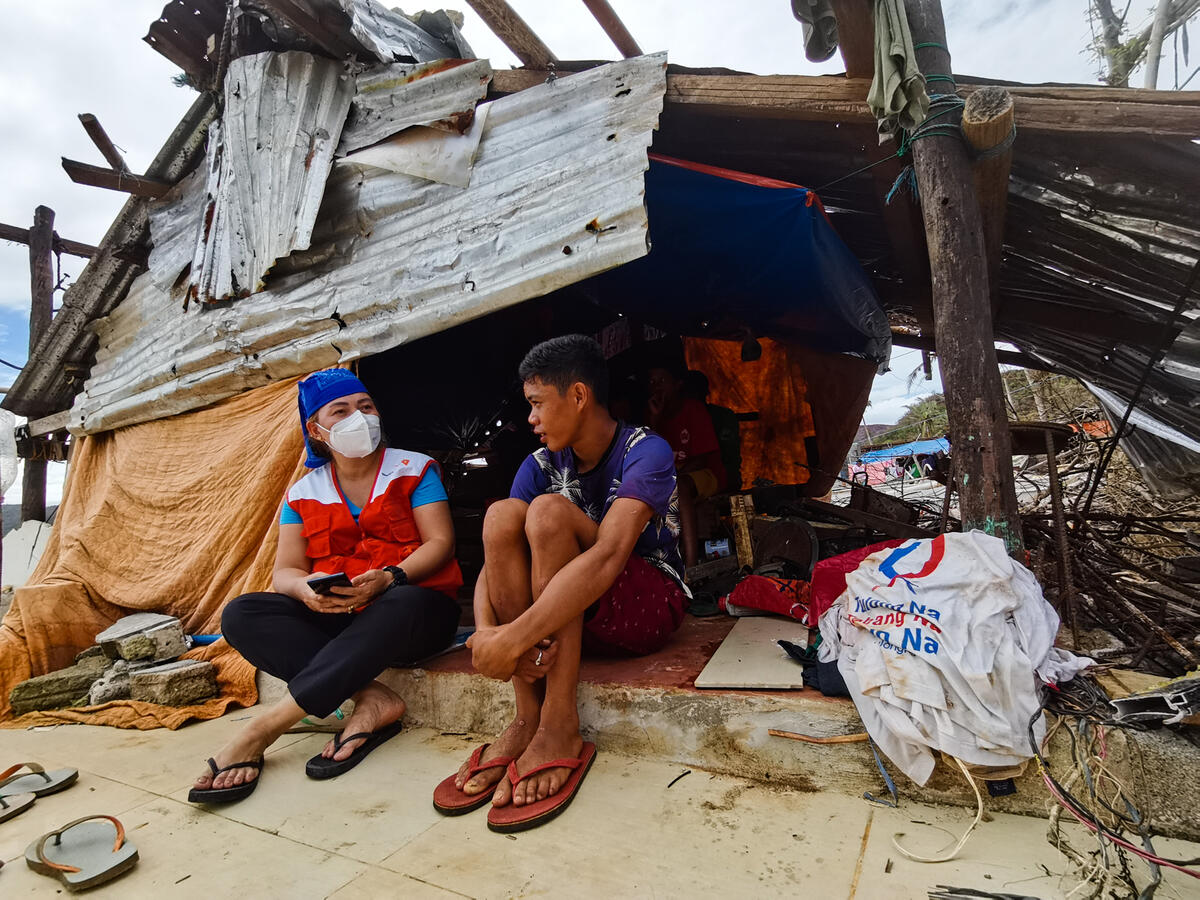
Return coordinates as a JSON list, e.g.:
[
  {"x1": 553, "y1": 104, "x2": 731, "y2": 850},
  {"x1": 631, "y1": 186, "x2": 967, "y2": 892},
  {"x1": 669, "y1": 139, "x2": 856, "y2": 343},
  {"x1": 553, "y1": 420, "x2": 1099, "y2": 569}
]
[{"x1": 2, "y1": 0, "x2": 1199, "y2": 502}]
